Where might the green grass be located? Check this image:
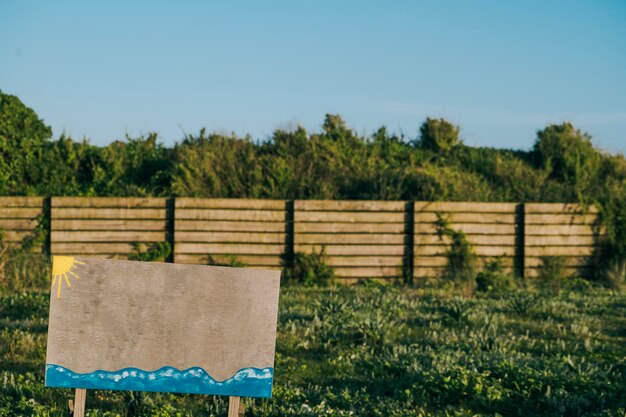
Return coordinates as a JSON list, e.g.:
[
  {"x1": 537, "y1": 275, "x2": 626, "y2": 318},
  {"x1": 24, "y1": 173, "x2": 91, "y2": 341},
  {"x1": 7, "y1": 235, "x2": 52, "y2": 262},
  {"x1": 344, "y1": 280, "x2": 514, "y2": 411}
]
[{"x1": 1, "y1": 286, "x2": 625, "y2": 417}]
